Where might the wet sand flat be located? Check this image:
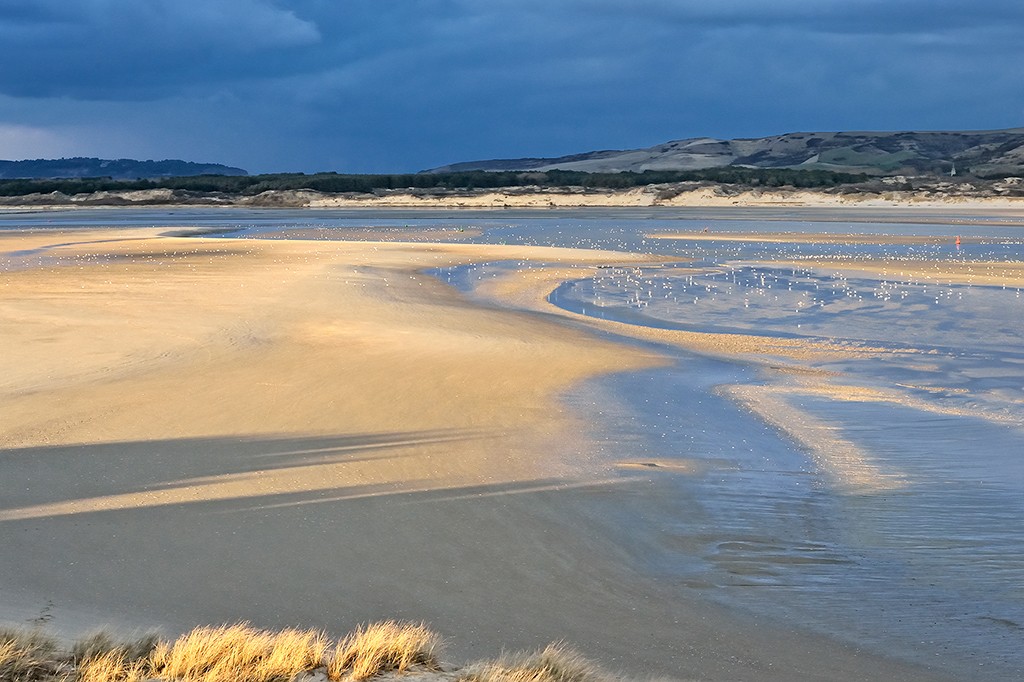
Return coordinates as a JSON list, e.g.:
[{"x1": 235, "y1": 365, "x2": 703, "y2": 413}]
[
  {"x1": 249, "y1": 226, "x2": 485, "y2": 242},
  {"x1": 646, "y1": 232, "x2": 978, "y2": 244},
  {"x1": 0, "y1": 228, "x2": 952, "y2": 680},
  {"x1": 764, "y1": 258, "x2": 1024, "y2": 287}
]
